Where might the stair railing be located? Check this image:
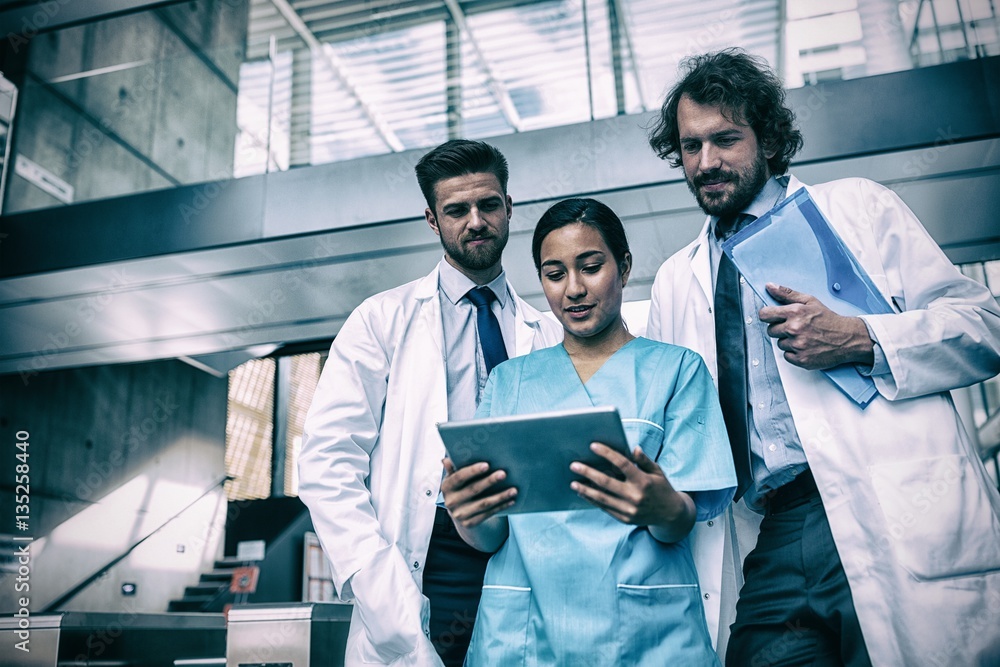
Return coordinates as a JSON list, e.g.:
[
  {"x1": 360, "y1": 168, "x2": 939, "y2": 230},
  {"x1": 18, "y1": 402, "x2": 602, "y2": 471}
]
[{"x1": 41, "y1": 475, "x2": 232, "y2": 613}]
